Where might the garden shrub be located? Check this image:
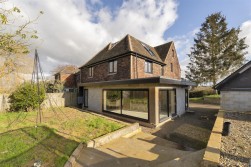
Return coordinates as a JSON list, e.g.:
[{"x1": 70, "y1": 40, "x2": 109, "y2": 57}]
[
  {"x1": 8, "y1": 82, "x2": 45, "y2": 112},
  {"x1": 189, "y1": 89, "x2": 217, "y2": 98},
  {"x1": 189, "y1": 90, "x2": 204, "y2": 98}
]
